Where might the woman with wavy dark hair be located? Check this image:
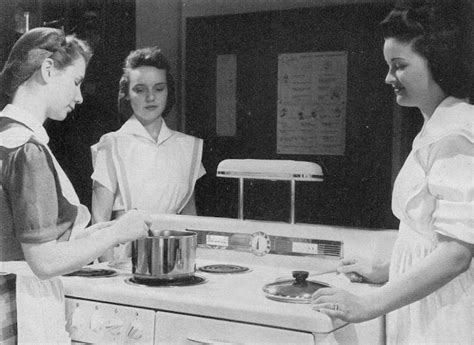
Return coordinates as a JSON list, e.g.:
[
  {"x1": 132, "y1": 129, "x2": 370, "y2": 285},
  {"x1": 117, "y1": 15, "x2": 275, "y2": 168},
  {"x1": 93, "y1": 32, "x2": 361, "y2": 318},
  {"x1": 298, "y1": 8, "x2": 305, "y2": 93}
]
[
  {"x1": 0, "y1": 27, "x2": 151, "y2": 343},
  {"x1": 312, "y1": 1, "x2": 473, "y2": 343},
  {"x1": 91, "y1": 47, "x2": 205, "y2": 264}
]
